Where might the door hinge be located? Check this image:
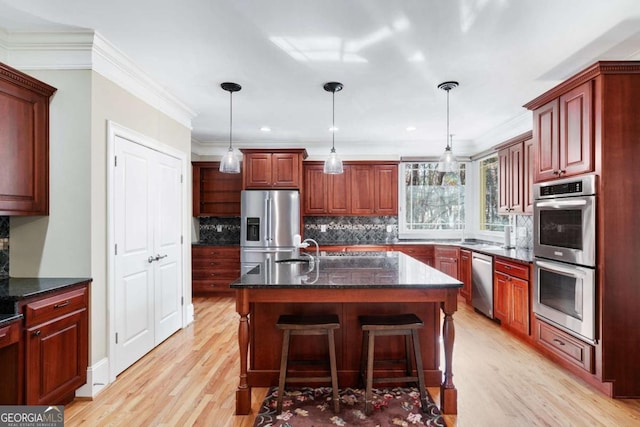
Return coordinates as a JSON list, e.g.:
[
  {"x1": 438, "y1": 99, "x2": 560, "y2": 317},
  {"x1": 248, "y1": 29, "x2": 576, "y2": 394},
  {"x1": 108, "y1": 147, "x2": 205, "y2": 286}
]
[
  {"x1": 114, "y1": 156, "x2": 117, "y2": 167},
  {"x1": 115, "y1": 332, "x2": 118, "y2": 344},
  {"x1": 181, "y1": 235, "x2": 183, "y2": 244},
  {"x1": 115, "y1": 244, "x2": 118, "y2": 255},
  {"x1": 181, "y1": 296, "x2": 184, "y2": 306},
  {"x1": 180, "y1": 174, "x2": 183, "y2": 183}
]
